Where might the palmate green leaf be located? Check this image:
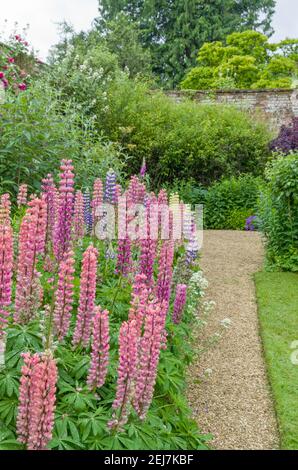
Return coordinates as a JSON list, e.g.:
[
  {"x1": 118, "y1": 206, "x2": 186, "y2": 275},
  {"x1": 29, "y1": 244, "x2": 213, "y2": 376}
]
[
  {"x1": 50, "y1": 414, "x2": 85, "y2": 450},
  {"x1": 0, "y1": 371, "x2": 20, "y2": 398},
  {"x1": 85, "y1": 435, "x2": 104, "y2": 450},
  {"x1": 78, "y1": 407, "x2": 107, "y2": 442},
  {"x1": 6, "y1": 323, "x2": 42, "y2": 354},
  {"x1": 0, "y1": 398, "x2": 18, "y2": 426},
  {"x1": 72, "y1": 357, "x2": 89, "y2": 380},
  {"x1": 57, "y1": 369, "x2": 75, "y2": 386},
  {"x1": 0, "y1": 439, "x2": 24, "y2": 450},
  {"x1": 60, "y1": 383, "x2": 97, "y2": 412},
  {"x1": 48, "y1": 437, "x2": 85, "y2": 450},
  {"x1": 3, "y1": 349, "x2": 24, "y2": 371},
  {"x1": 101, "y1": 434, "x2": 137, "y2": 451}
]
